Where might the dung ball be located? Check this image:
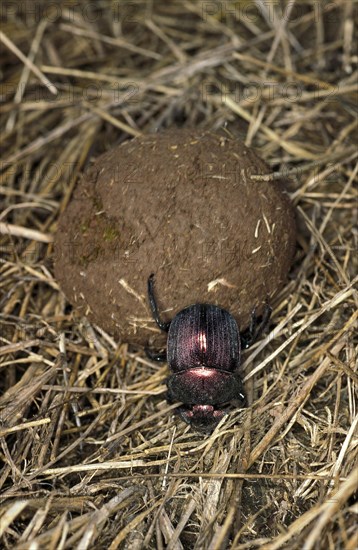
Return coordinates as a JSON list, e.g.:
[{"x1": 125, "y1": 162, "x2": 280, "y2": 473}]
[{"x1": 54, "y1": 129, "x2": 296, "y2": 346}]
